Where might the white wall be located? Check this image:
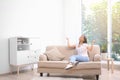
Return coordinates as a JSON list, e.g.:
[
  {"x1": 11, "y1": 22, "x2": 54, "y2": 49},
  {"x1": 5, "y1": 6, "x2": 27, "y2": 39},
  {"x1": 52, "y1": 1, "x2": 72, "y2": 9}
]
[
  {"x1": 0, "y1": 0, "x2": 64, "y2": 74},
  {"x1": 0, "y1": 0, "x2": 82, "y2": 74},
  {"x1": 63, "y1": 0, "x2": 82, "y2": 44}
]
